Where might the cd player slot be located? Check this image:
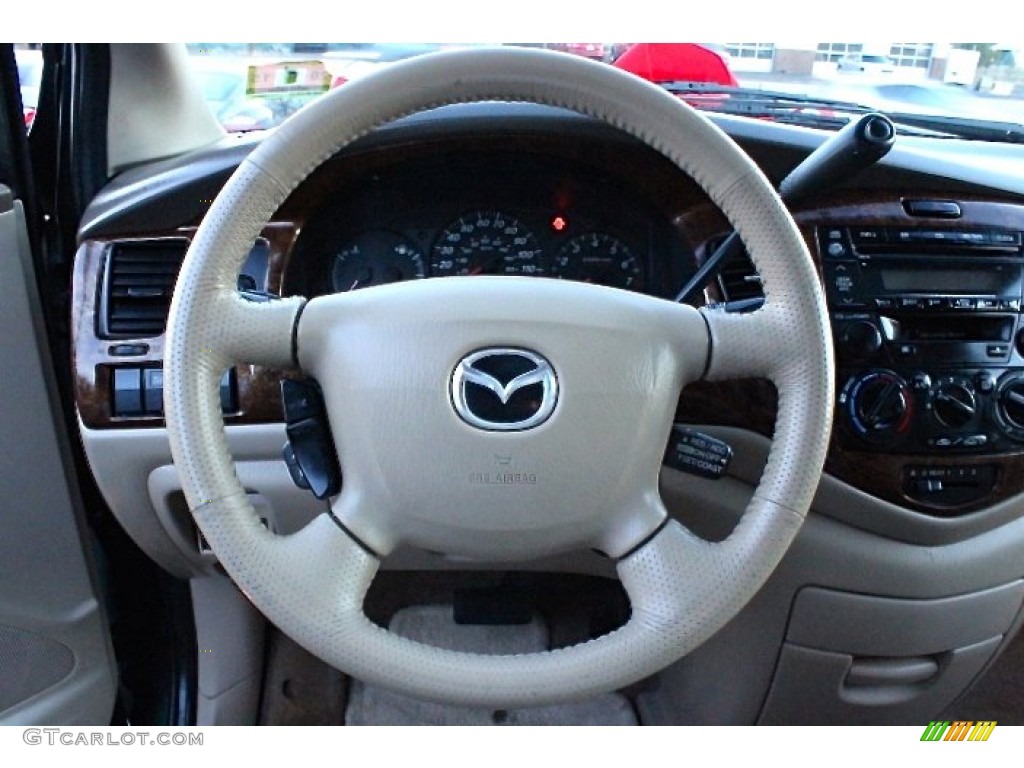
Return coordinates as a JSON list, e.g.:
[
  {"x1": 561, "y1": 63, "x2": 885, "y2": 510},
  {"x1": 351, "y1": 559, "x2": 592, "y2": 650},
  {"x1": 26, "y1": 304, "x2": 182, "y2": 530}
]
[{"x1": 880, "y1": 316, "x2": 1014, "y2": 344}]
